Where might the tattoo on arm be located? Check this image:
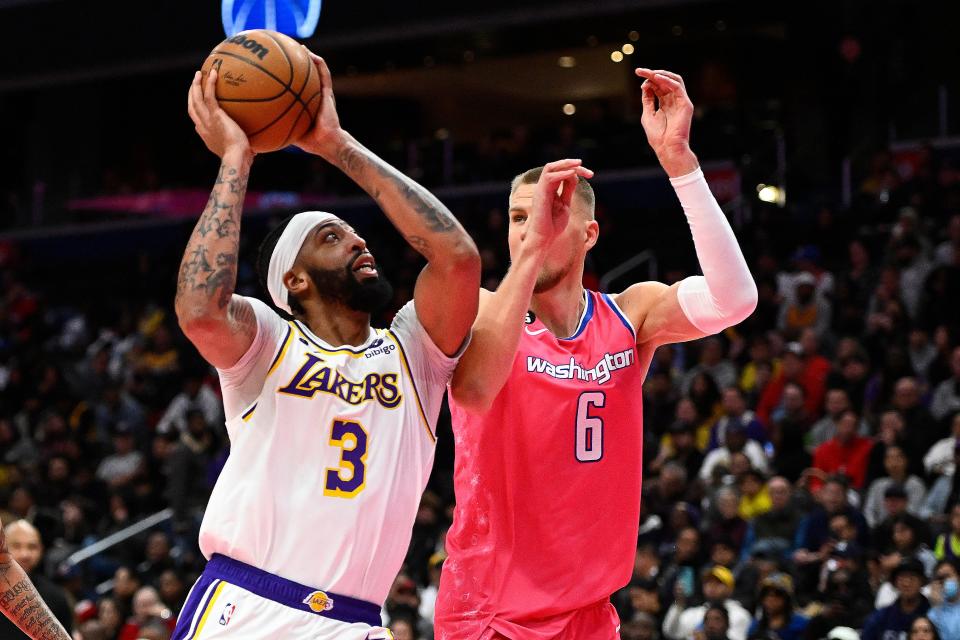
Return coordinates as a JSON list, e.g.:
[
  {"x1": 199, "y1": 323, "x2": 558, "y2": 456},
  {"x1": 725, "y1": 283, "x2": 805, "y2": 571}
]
[
  {"x1": 0, "y1": 531, "x2": 70, "y2": 640},
  {"x1": 176, "y1": 161, "x2": 250, "y2": 314},
  {"x1": 335, "y1": 143, "x2": 462, "y2": 259}
]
